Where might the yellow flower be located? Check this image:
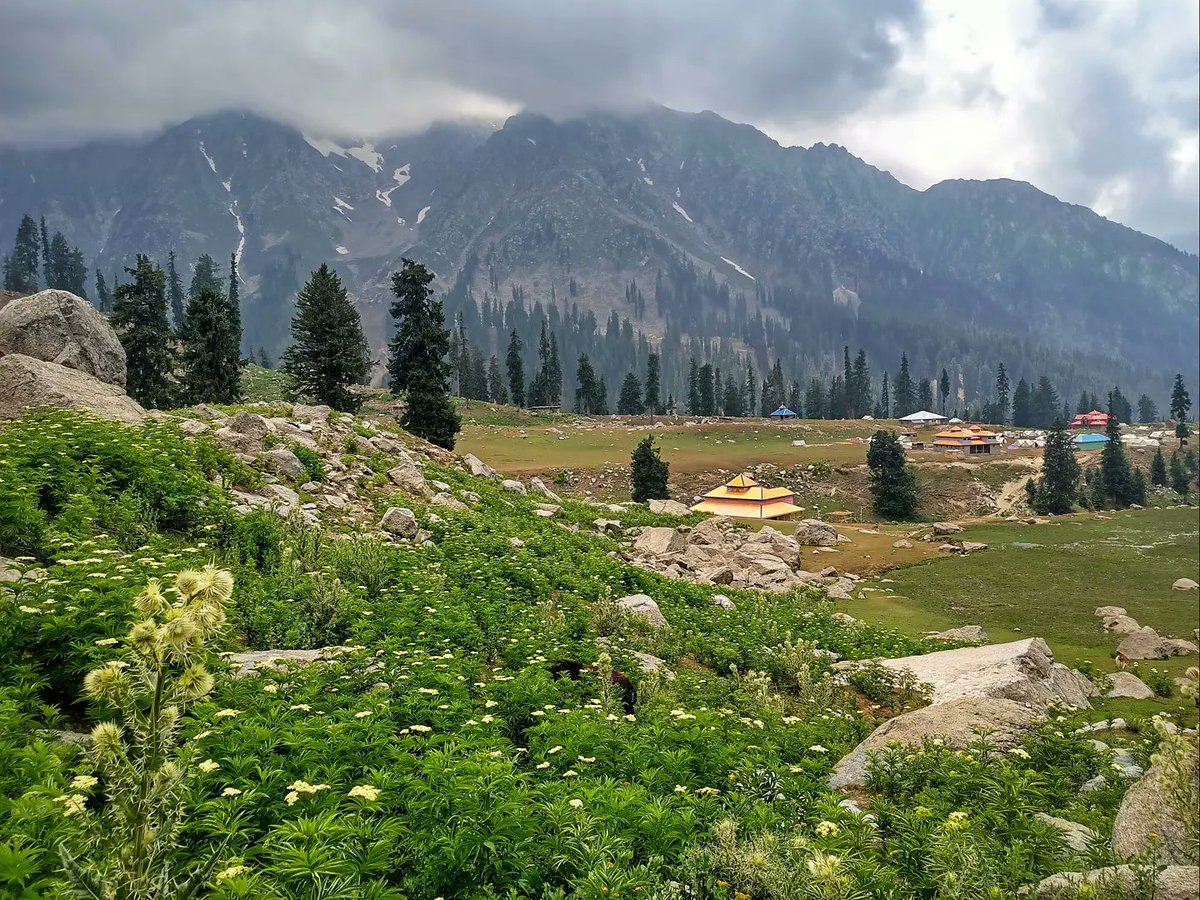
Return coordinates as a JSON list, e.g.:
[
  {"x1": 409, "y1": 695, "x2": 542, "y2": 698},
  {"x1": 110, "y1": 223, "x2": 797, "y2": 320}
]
[
  {"x1": 569, "y1": 798, "x2": 584, "y2": 809},
  {"x1": 216, "y1": 864, "x2": 250, "y2": 882},
  {"x1": 285, "y1": 790, "x2": 300, "y2": 805},
  {"x1": 221, "y1": 787, "x2": 243, "y2": 797},
  {"x1": 54, "y1": 794, "x2": 88, "y2": 817},
  {"x1": 348, "y1": 784, "x2": 380, "y2": 801},
  {"x1": 354, "y1": 710, "x2": 373, "y2": 719},
  {"x1": 69, "y1": 775, "x2": 98, "y2": 791},
  {"x1": 815, "y1": 820, "x2": 840, "y2": 838},
  {"x1": 198, "y1": 759, "x2": 220, "y2": 774},
  {"x1": 94, "y1": 637, "x2": 119, "y2": 647},
  {"x1": 213, "y1": 708, "x2": 240, "y2": 719}
]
